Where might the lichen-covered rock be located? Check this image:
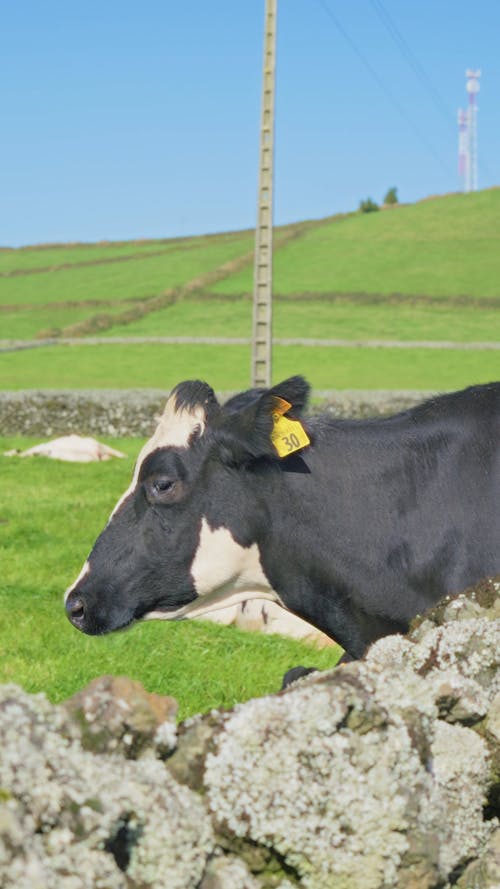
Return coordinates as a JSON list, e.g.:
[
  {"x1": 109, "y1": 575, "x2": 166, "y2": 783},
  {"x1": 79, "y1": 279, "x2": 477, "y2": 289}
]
[
  {"x1": 200, "y1": 853, "x2": 263, "y2": 889},
  {"x1": 480, "y1": 691, "x2": 500, "y2": 817},
  {"x1": 456, "y1": 828, "x2": 500, "y2": 889},
  {"x1": 203, "y1": 586, "x2": 499, "y2": 889},
  {"x1": 429, "y1": 720, "x2": 491, "y2": 875},
  {"x1": 0, "y1": 685, "x2": 213, "y2": 888},
  {"x1": 203, "y1": 671, "x2": 492, "y2": 889},
  {"x1": 0, "y1": 576, "x2": 497, "y2": 888},
  {"x1": 409, "y1": 576, "x2": 500, "y2": 636},
  {"x1": 366, "y1": 617, "x2": 499, "y2": 721},
  {"x1": 388, "y1": 617, "x2": 499, "y2": 692},
  {"x1": 0, "y1": 795, "x2": 127, "y2": 889},
  {"x1": 167, "y1": 710, "x2": 228, "y2": 792},
  {"x1": 64, "y1": 674, "x2": 178, "y2": 758}
]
